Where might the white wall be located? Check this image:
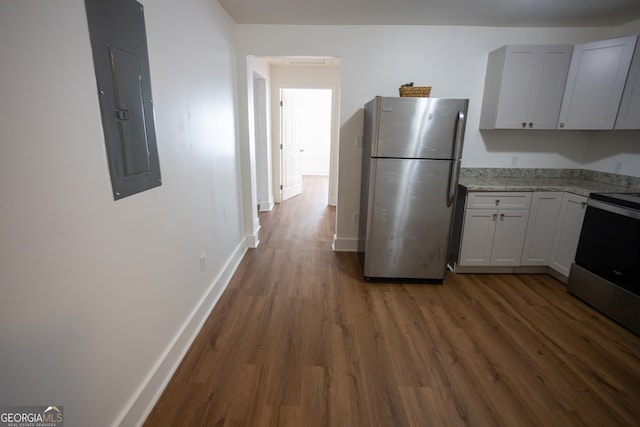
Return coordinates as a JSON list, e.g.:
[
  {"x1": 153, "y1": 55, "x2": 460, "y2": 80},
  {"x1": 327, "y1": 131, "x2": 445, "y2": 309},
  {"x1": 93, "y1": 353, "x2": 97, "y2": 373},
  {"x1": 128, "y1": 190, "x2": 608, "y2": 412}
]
[
  {"x1": 0, "y1": 0, "x2": 244, "y2": 426},
  {"x1": 294, "y1": 89, "x2": 333, "y2": 176},
  {"x1": 236, "y1": 23, "x2": 640, "y2": 251}
]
